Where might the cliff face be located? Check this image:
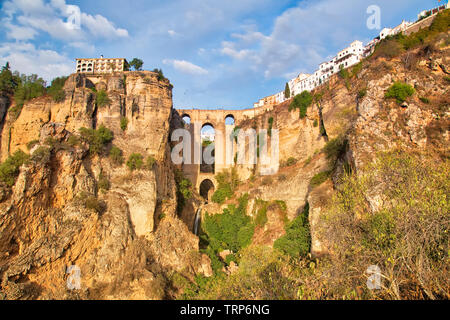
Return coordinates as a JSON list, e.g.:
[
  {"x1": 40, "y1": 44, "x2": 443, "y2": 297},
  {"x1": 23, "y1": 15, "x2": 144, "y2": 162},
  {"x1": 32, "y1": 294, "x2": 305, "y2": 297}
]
[{"x1": 0, "y1": 71, "x2": 211, "y2": 300}]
